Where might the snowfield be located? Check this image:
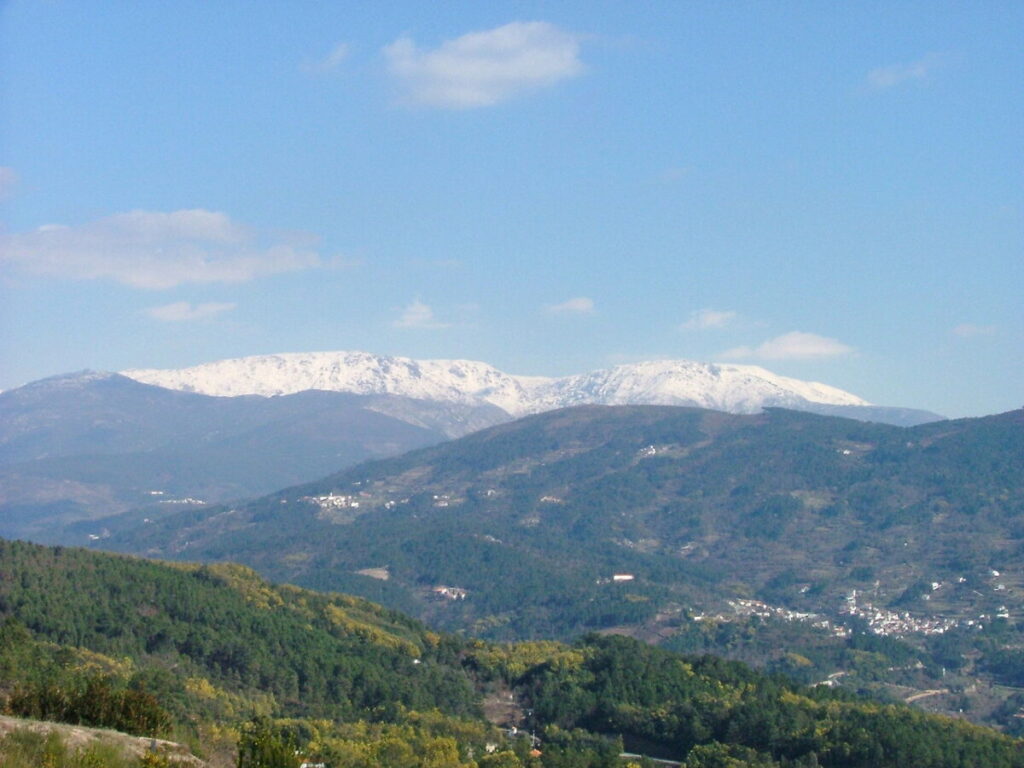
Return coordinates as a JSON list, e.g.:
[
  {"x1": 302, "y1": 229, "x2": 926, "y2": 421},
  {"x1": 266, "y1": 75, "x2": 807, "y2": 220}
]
[{"x1": 123, "y1": 351, "x2": 870, "y2": 417}]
